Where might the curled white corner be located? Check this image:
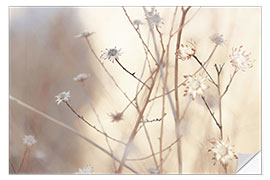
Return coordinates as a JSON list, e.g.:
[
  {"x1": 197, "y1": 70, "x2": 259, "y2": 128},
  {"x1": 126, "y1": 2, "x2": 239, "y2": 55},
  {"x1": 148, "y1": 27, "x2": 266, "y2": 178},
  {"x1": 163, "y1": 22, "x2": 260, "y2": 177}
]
[{"x1": 236, "y1": 151, "x2": 261, "y2": 174}]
